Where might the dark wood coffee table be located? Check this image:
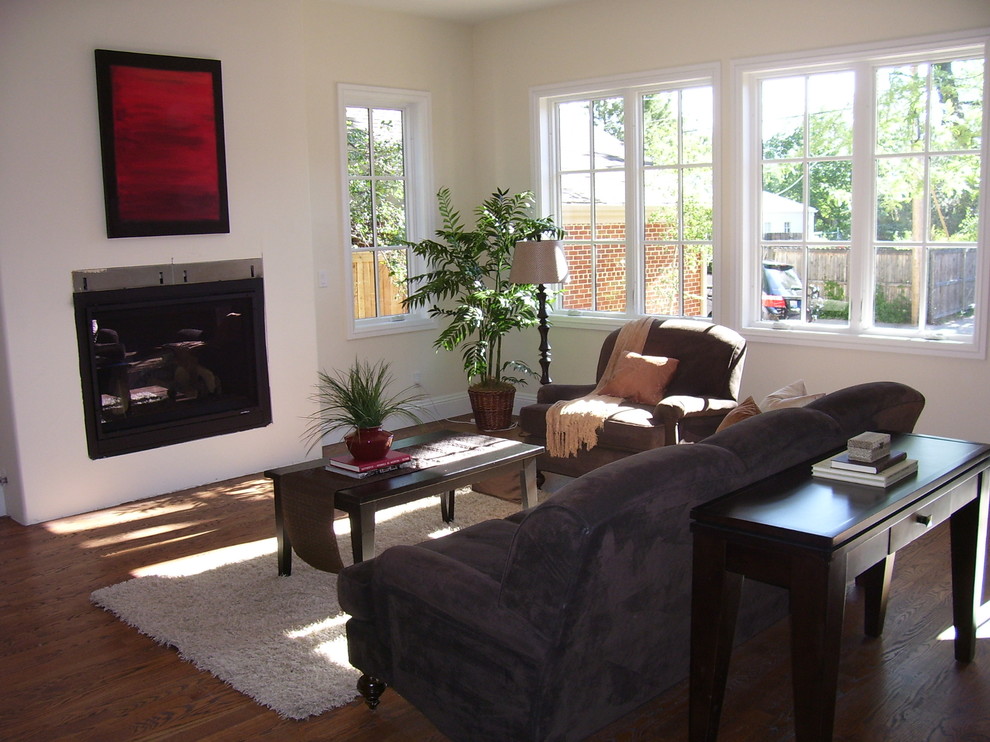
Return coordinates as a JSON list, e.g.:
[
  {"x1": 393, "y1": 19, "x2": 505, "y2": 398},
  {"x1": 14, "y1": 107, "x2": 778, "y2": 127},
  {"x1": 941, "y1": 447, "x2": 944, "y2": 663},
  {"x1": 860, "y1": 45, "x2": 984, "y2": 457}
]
[
  {"x1": 689, "y1": 433, "x2": 990, "y2": 742},
  {"x1": 265, "y1": 430, "x2": 543, "y2": 573}
]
